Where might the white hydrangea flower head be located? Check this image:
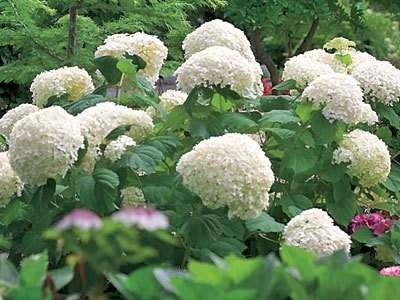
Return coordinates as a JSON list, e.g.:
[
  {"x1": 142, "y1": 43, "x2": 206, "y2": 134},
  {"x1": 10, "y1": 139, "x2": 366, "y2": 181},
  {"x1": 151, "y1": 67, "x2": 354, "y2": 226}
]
[
  {"x1": 282, "y1": 55, "x2": 335, "y2": 89},
  {"x1": 120, "y1": 186, "x2": 146, "y2": 208},
  {"x1": 176, "y1": 133, "x2": 275, "y2": 220},
  {"x1": 351, "y1": 60, "x2": 400, "y2": 105},
  {"x1": 175, "y1": 46, "x2": 263, "y2": 99},
  {"x1": 0, "y1": 104, "x2": 39, "y2": 137},
  {"x1": 8, "y1": 107, "x2": 84, "y2": 186},
  {"x1": 348, "y1": 50, "x2": 376, "y2": 71},
  {"x1": 104, "y1": 135, "x2": 136, "y2": 162},
  {"x1": 146, "y1": 89, "x2": 187, "y2": 117},
  {"x1": 77, "y1": 102, "x2": 153, "y2": 172},
  {"x1": 0, "y1": 152, "x2": 23, "y2": 205},
  {"x1": 95, "y1": 32, "x2": 168, "y2": 85},
  {"x1": 302, "y1": 73, "x2": 378, "y2": 125},
  {"x1": 302, "y1": 49, "x2": 347, "y2": 73},
  {"x1": 30, "y1": 66, "x2": 94, "y2": 108},
  {"x1": 182, "y1": 19, "x2": 256, "y2": 61},
  {"x1": 283, "y1": 208, "x2": 351, "y2": 257},
  {"x1": 333, "y1": 129, "x2": 390, "y2": 187}
]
